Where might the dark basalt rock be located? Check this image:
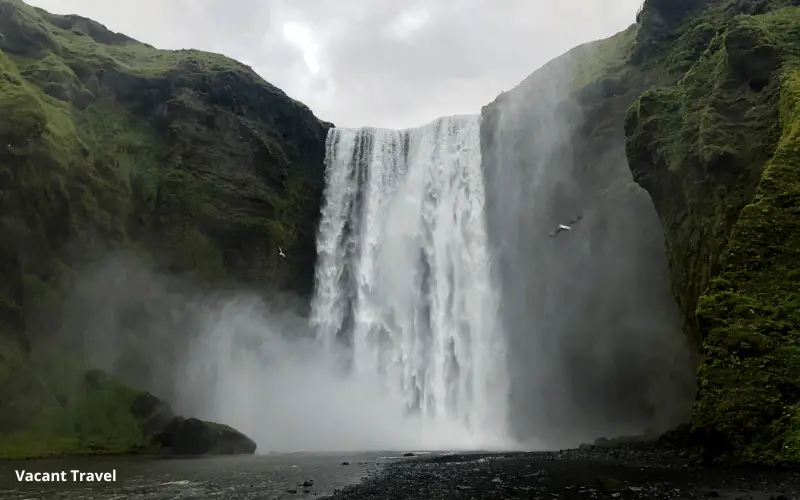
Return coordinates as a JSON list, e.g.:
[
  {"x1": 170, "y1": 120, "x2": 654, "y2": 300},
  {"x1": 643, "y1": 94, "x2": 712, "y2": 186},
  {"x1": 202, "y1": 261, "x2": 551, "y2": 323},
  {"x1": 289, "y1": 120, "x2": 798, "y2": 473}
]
[
  {"x1": 126, "y1": 387, "x2": 256, "y2": 456},
  {"x1": 154, "y1": 416, "x2": 257, "y2": 455},
  {"x1": 130, "y1": 391, "x2": 175, "y2": 437}
]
